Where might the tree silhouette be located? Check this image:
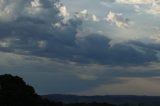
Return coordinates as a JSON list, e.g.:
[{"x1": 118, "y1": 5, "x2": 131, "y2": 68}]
[
  {"x1": 0, "y1": 74, "x2": 116, "y2": 106},
  {"x1": 0, "y1": 74, "x2": 43, "y2": 106}
]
